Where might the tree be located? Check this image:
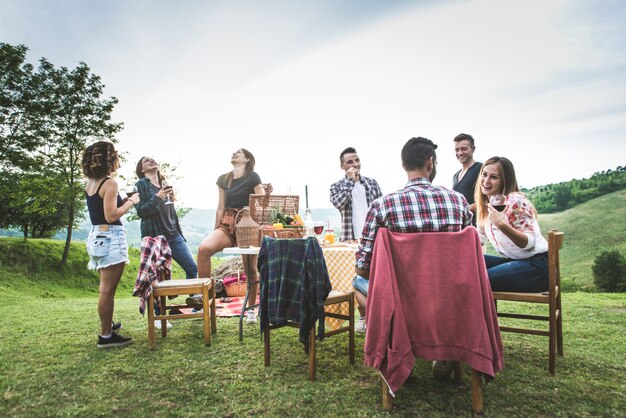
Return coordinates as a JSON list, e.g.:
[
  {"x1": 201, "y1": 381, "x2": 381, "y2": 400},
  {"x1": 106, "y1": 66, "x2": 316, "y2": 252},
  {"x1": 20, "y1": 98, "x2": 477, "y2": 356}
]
[
  {"x1": 552, "y1": 184, "x2": 572, "y2": 210},
  {"x1": 592, "y1": 250, "x2": 626, "y2": 292},
  {"x1": 29, "y1": 59, "x2": 122, "y2": 267},
  {"x1": 0, "y1": 43, "x2": 38, "y2": 169}
]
